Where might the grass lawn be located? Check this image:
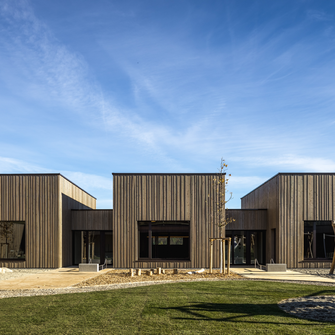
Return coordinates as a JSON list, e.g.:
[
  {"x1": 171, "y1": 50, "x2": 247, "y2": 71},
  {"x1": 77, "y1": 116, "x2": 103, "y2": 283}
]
[{"x1": 1, "y1": 280, "x2": 335, "y2": 334}]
